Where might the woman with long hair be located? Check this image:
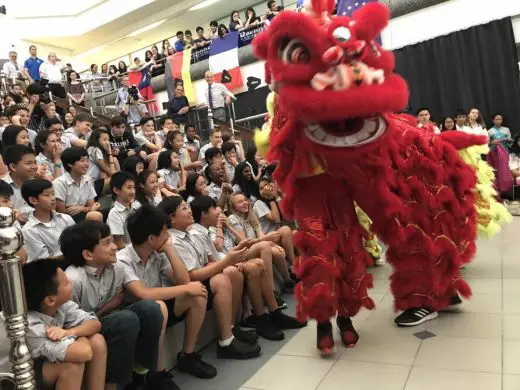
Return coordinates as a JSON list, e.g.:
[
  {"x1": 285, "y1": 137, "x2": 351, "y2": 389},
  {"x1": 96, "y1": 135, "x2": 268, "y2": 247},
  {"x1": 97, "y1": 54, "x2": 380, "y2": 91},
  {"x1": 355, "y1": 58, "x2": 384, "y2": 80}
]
[
  {"x1": 66, "y1": 71, "x2": 85, "y2": 106},
  {"x1": 161, "y1": 39, "x2": 171, "y2": 56},
  {"x1": 122, "y1": 155, "x2": 145, "y2": 179},
  {"x1": 218, "y1": 24, "x2": 230, "y2": 38},
  {"x1": 100, "y1": 63, "x2": 114, "y2": 92},
  {"x1": 87, "y1": 128, "x2": 119, "y2": 196},
  {"x1": 440, "y1": 116, "x2": 456, "y2": 132},
  {"x1": 244, "y1": 7, "x2": 261, "y2": 27},
  {"x1": 151, "y1": 45, "x2": 164, "y2": 77},
  {"x1": 117, "y1": 61, "x2": 127, "y2": 75},
  {"x1": 464, "y1": 108, "x2": 487, "y2": 136},
  {"x1": 245, "y1": 146, "x2": 267, "y2": 180},
  {"x1": 182, "y1": 172, "x2": 209, "y2": 203},
  {"x1": 226, "y1": 192, "x2": 295, "y2": 295},
  {"x1": 63, "y1": 111, "x2": 74, "y2": 129},
  {"x1": 107, "y1": 64, "x2": 119, "y2": 89},
  {"x1": 487, "y1": 113, "x2": 513, "y2": 194},
  {"x1": 232, "y1": 162, "x2": 260, "y2": 201},
  {"x1": 229, "y1": 10, "x2": 244, "y2": 31},
  {"x1": 136, "y1": 169, "x2": 163, "y2": 206},
  {"x1": 88, "y1": 64, "x2": 102, "y2": 93}
]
